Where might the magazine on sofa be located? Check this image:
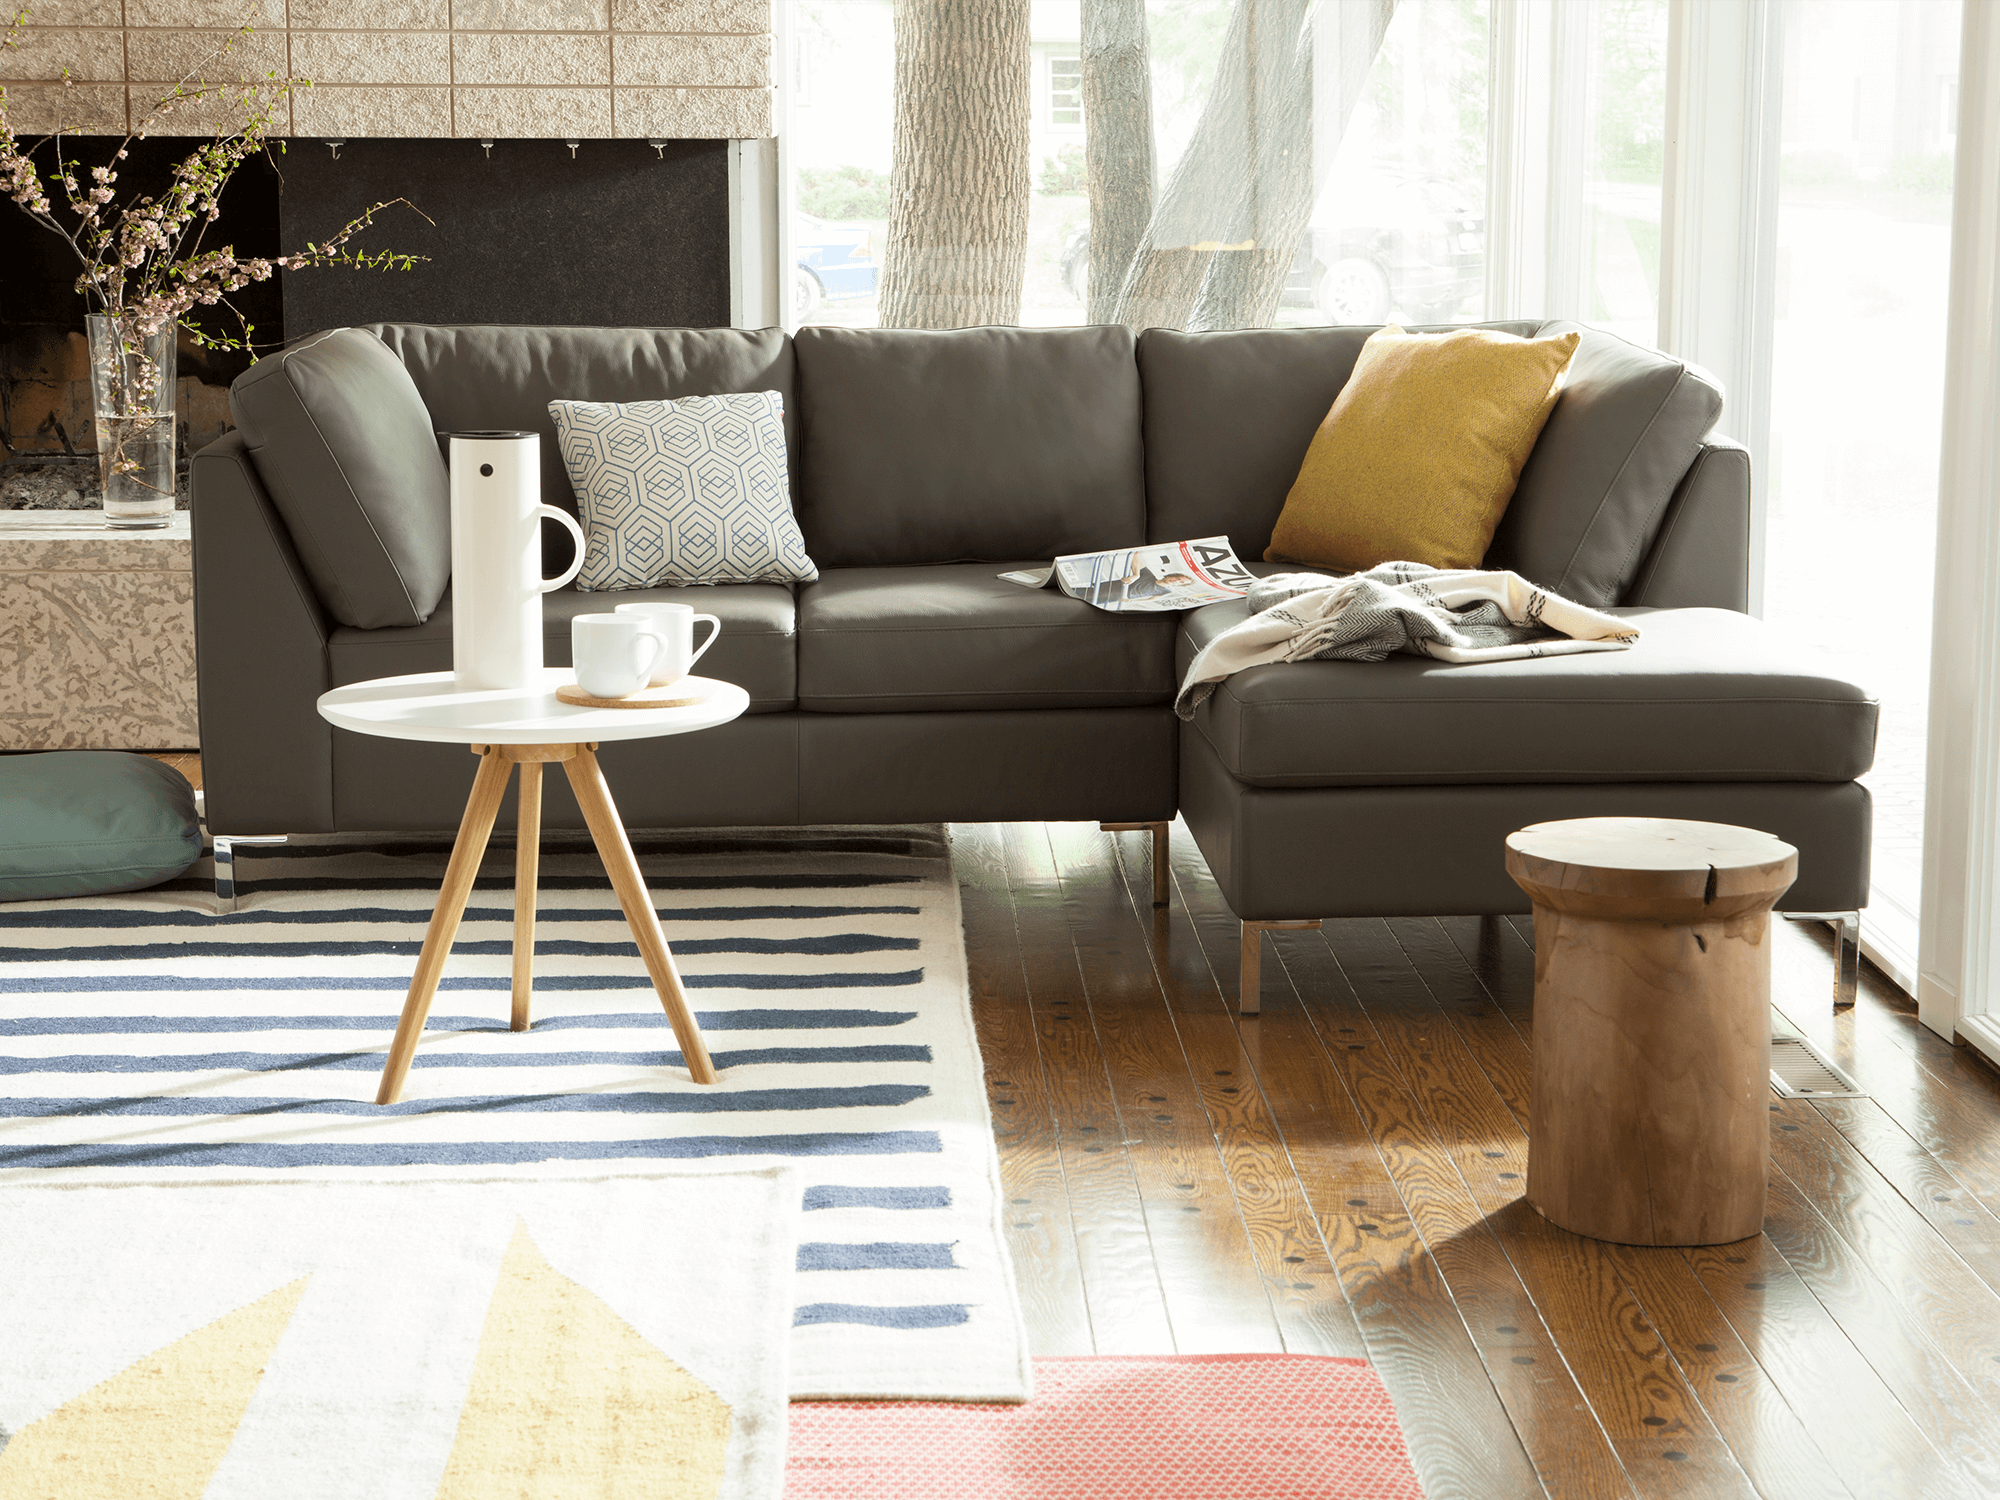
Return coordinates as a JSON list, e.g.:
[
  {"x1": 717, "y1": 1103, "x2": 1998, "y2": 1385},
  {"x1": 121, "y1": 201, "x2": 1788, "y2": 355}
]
[{"x1": 1000, "y1": 536, "x2": 1257, "y2": 613}]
